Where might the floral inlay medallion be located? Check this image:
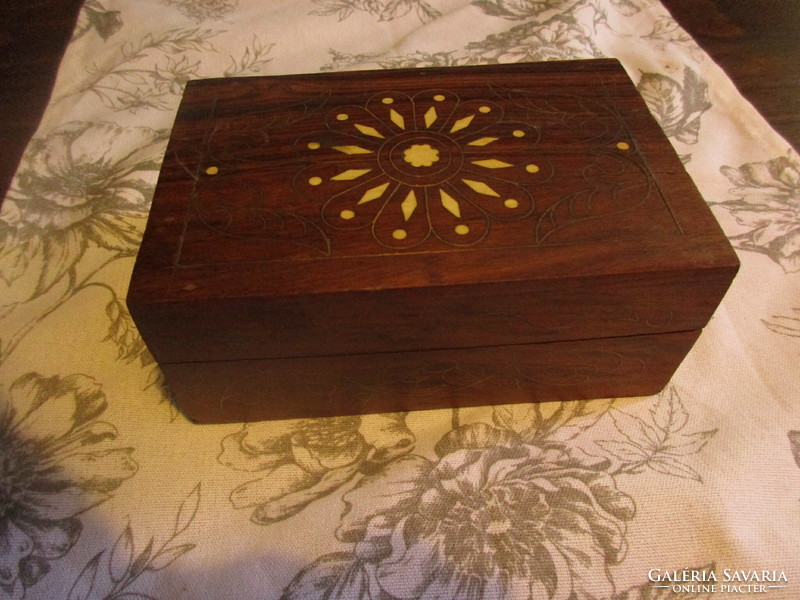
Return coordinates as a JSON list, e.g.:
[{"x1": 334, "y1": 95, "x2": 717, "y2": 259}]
[{"x1": 295, "y1": 90, "x2": 542, "y2": 249}]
